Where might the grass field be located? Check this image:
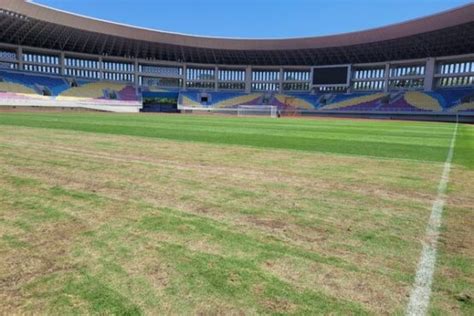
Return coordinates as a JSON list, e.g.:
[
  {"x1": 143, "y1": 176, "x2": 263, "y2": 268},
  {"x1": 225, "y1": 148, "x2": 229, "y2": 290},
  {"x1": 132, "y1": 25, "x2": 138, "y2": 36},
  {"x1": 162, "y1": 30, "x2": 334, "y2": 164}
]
[{"x1": 0, "y1": 112, "x2": 472, "y2": 315}]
